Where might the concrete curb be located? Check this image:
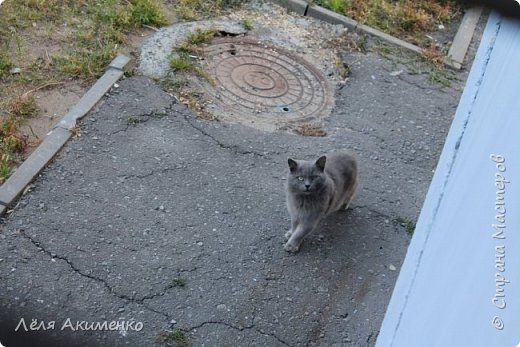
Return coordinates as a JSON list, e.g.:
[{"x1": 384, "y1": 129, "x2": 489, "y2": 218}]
[
  {"x1": 305, "y1": 4, "x2": 358, "y2": 28},
  {"x1": 0, "y1": 54, "x2": 130, "y2": 217},
  {"x1": 445, "y1": 6, "x2": 484, "y2": 69},
  {"x1": 305, "y1": 4, "x2": 422, "y2": 54},
  {"x1": 270, "y1": 0, "x2": 481, "y2": 68},
  {"x1": 57, "y1": 55, "x2": 130, "y2": 130},
  {"x1": 269, "y1": 0, "x2": 307, "y2": 15}
]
